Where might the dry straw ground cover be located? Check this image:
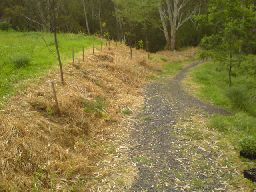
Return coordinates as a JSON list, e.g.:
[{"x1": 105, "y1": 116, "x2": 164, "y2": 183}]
[
  {"x1": 0, "y1": 42, "x2": 196, "y2": 191},
  {"x1": 0, "y1": 42, "x2": 165, "y2": 191}
]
